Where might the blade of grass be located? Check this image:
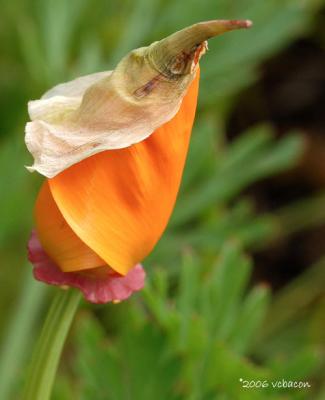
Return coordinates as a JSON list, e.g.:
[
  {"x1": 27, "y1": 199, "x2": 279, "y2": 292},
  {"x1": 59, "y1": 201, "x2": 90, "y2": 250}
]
[{"x1": 0, "y1": 270, "x2": 47, "y2": 400}]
